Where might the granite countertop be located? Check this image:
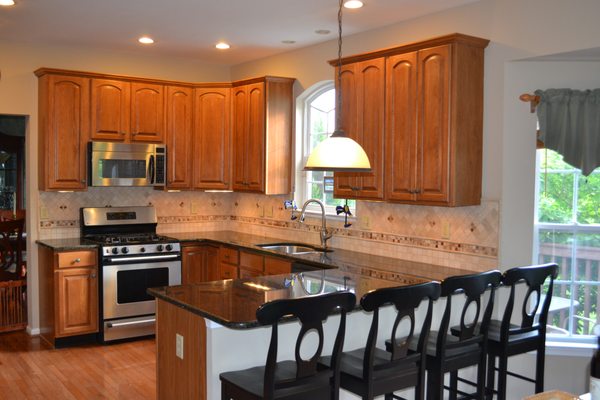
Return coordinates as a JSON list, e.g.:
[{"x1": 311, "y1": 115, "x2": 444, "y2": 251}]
[
  {"x1": 148, "y1": 268, "x2": 429, "y2": 329},
  {"x1": 168, "y1": 230, "x2": 475, "y2": 283},
  {"x1": 36, "y1": 237, "x2": 99, "y2": 251}
]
